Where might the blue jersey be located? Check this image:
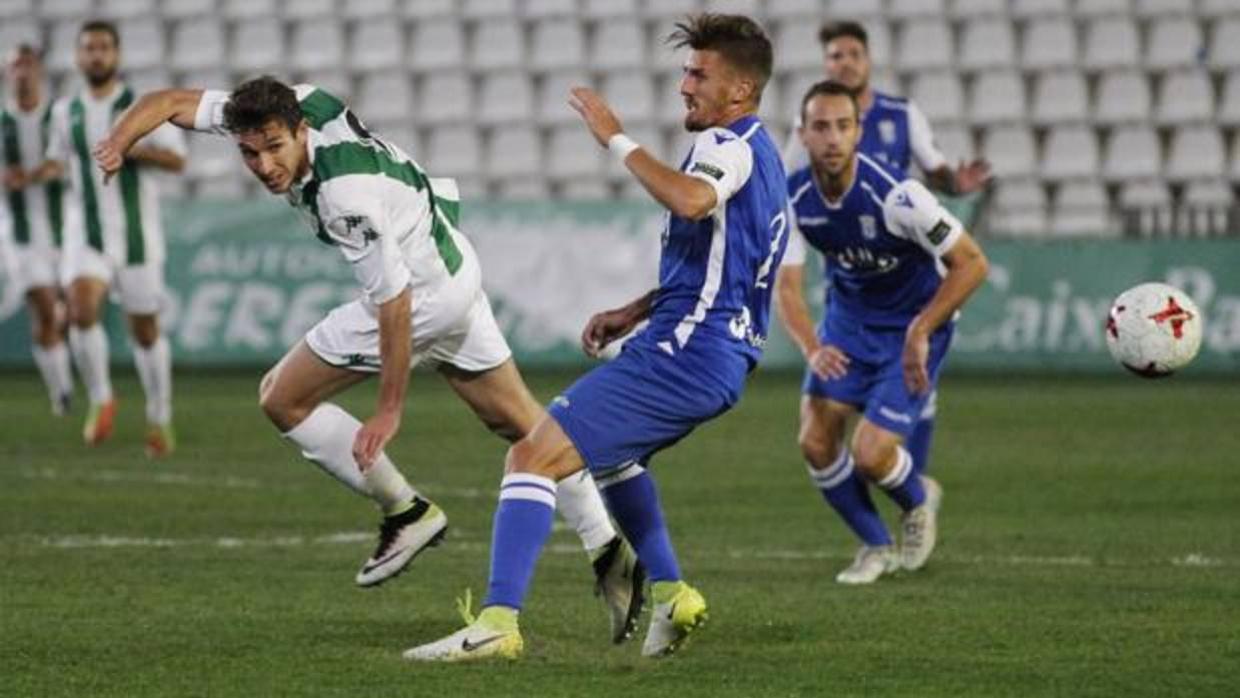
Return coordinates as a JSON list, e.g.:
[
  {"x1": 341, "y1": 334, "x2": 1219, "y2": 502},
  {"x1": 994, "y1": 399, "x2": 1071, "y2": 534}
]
[
  {"x1": 861, "y1": 92, "x2": 914, "y2": 171},
  {"x1": 783, "y1": 90, "x2": 947, "y2": 177},
  {"x1": 631, "y1": 115, "x2": 789, "y2": 369},
  {"x1": 786, "y1": 153, "x2": 964, "y2": 328}
]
